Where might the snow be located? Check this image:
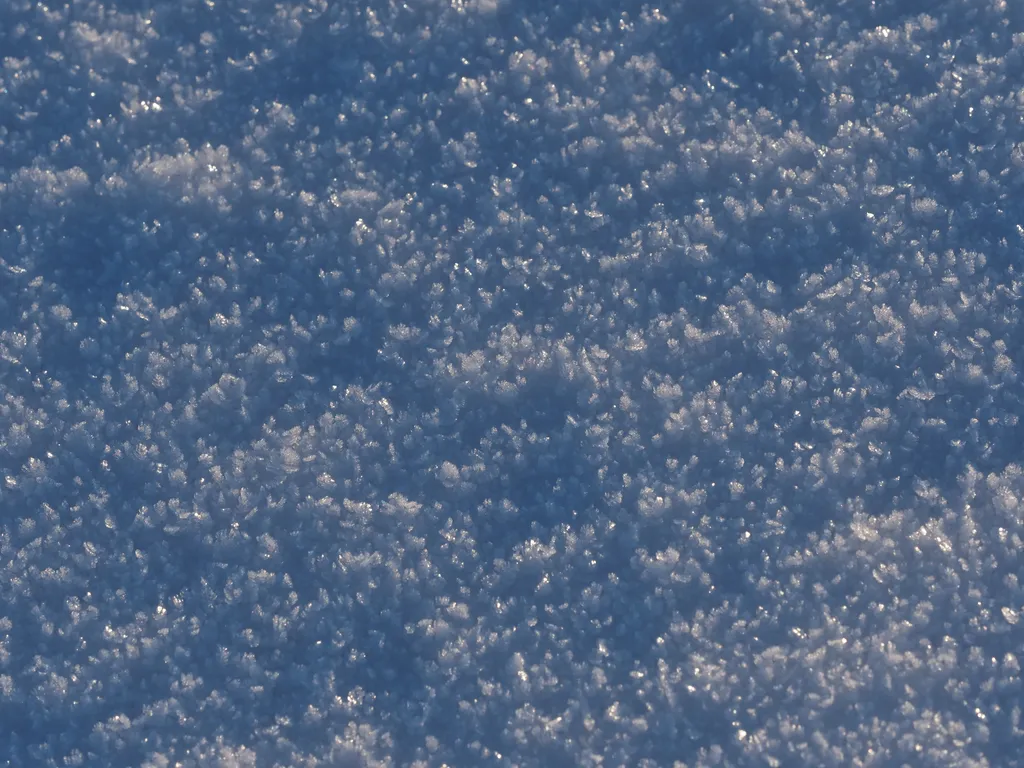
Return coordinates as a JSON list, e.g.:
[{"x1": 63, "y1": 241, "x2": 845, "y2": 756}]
[{"x1": 1, "y1": 0, "x2": 1023, "y2": 765}]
